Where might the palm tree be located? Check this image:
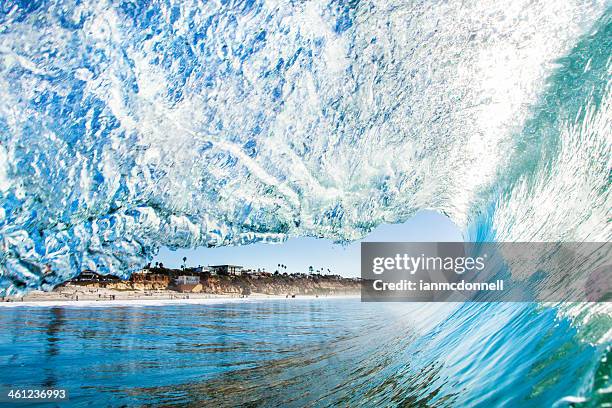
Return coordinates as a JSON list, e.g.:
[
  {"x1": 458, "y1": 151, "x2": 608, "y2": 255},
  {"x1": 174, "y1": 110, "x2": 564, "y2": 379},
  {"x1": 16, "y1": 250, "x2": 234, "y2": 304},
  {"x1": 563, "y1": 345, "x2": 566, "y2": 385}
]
[{"x1": 308, "y1": 266, "x2": 313, "y2": 275}]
